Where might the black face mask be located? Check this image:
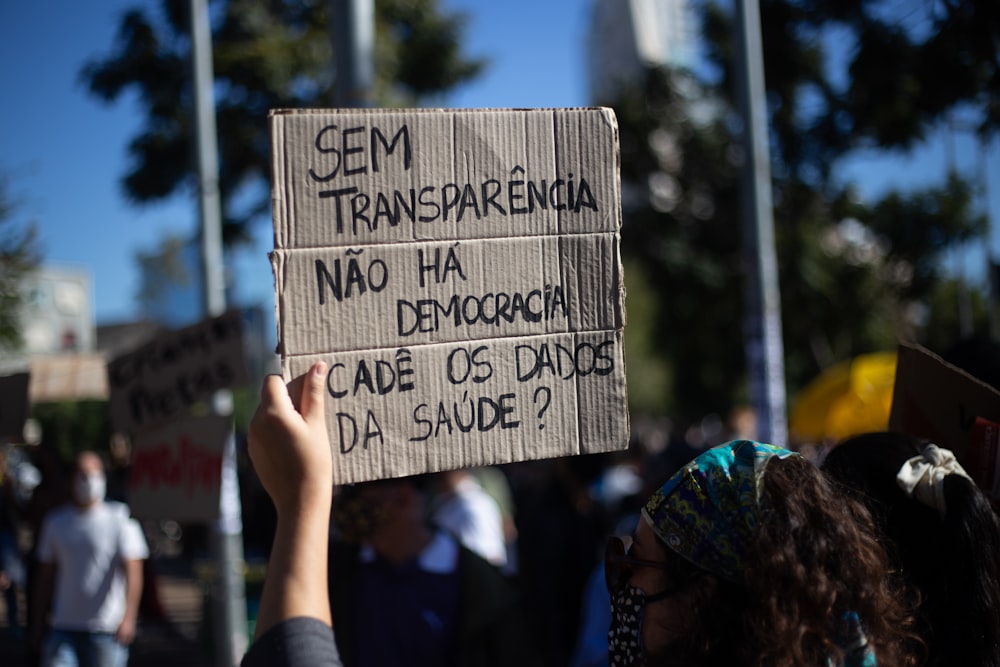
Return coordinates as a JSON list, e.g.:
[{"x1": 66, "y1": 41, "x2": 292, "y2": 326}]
[{"x1": 608, "y1": 581, "x2": 650, "y2": 666}]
